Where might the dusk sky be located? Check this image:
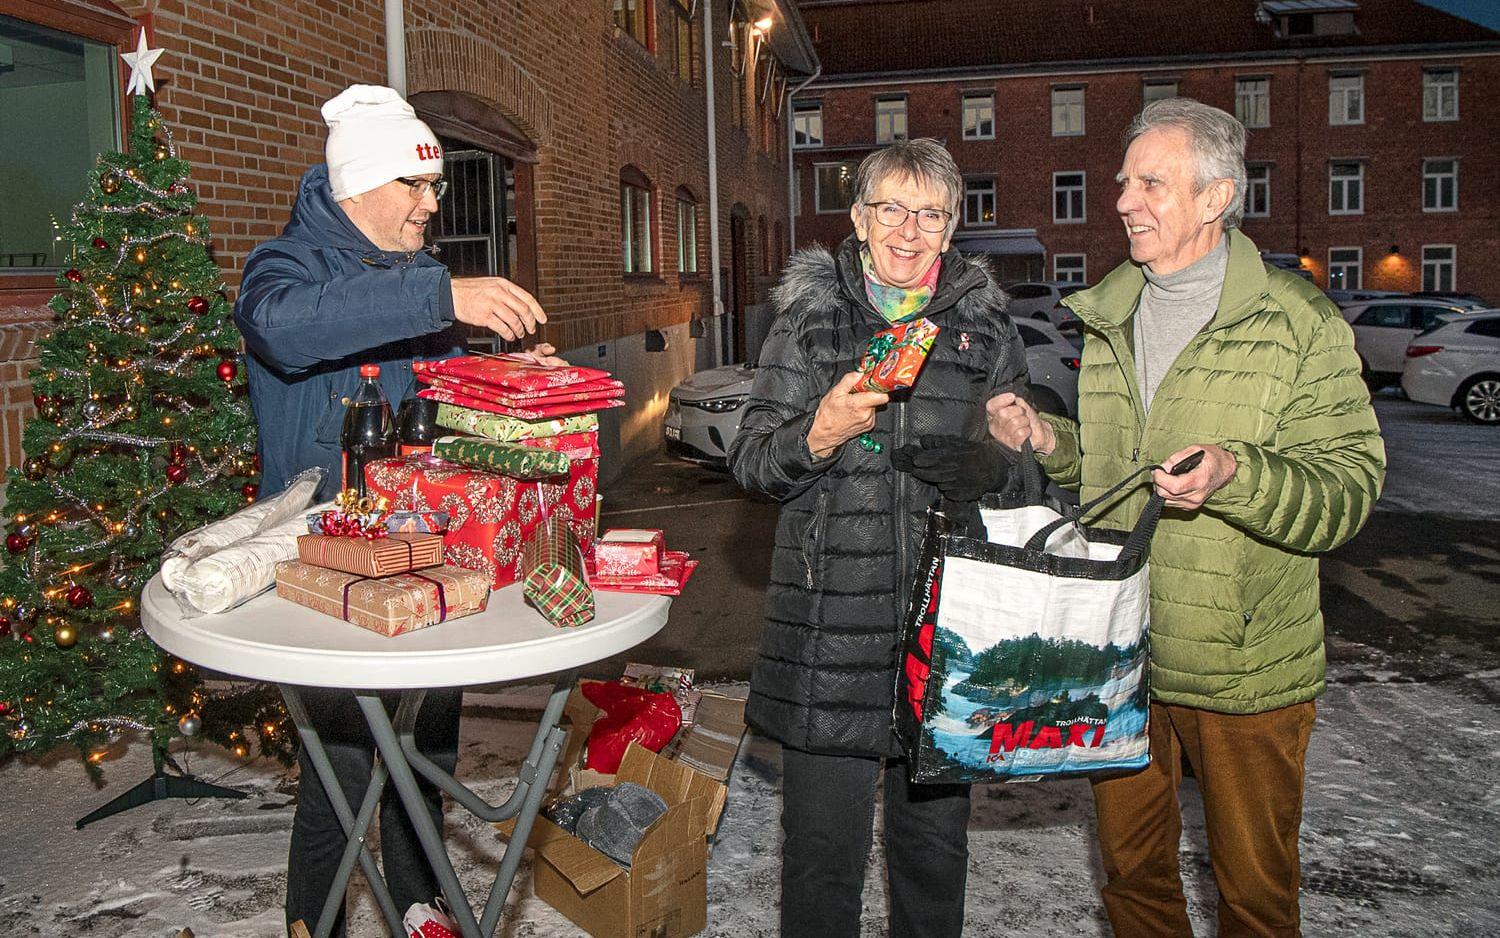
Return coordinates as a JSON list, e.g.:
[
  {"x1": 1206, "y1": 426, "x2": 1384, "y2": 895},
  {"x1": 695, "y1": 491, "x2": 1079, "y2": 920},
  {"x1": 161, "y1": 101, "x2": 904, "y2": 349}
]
[{"x1": 1419, "y1": 0, "x2": 1500, "y2": 30}]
